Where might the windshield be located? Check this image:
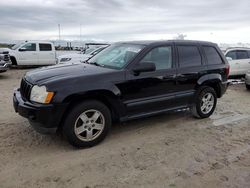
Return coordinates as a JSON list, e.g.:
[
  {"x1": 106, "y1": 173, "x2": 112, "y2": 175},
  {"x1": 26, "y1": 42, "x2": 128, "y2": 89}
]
[
  {"x1": 88, "y1": 43, "x2": 144, "y2": 69},
  {"x1": 11, "y1": 42, "x2": 24, "y2": 50},
  {"x1": 84, "y1": 48, "x2": 97, "y2": 54}
]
